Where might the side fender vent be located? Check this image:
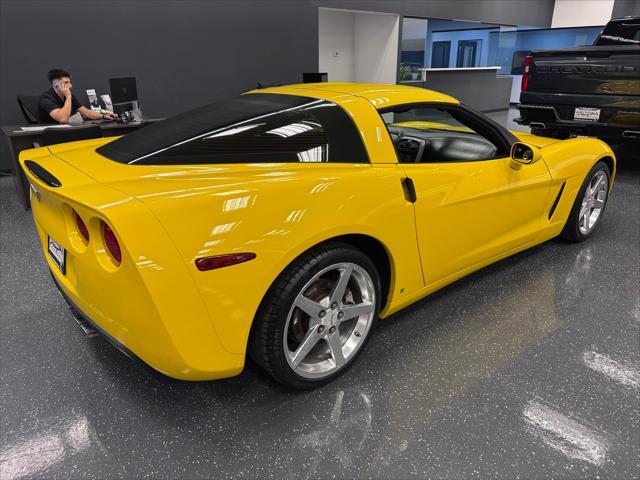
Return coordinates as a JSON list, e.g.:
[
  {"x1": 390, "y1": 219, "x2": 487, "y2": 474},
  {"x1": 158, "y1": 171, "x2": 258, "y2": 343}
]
[{"x1": 548, "y1": 181, "x2": 566, "y2": 220}]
